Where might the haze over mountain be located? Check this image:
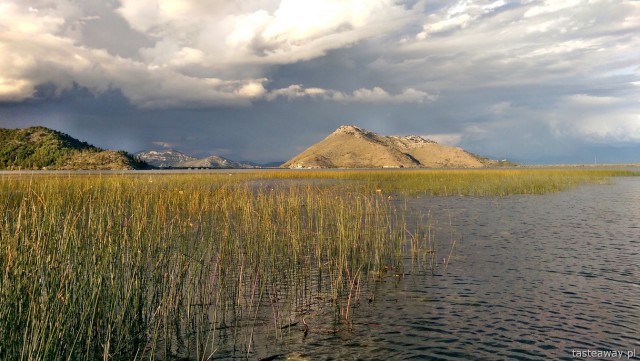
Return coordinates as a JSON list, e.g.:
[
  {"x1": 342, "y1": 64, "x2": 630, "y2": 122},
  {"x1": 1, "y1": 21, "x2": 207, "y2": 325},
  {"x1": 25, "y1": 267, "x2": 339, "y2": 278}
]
[
  {"x1": 0, "y1": 126, "x2": 146, "y2": 170},
  {"x1": 283, "y1": 125, "x2": 510, "y2": 169}
]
